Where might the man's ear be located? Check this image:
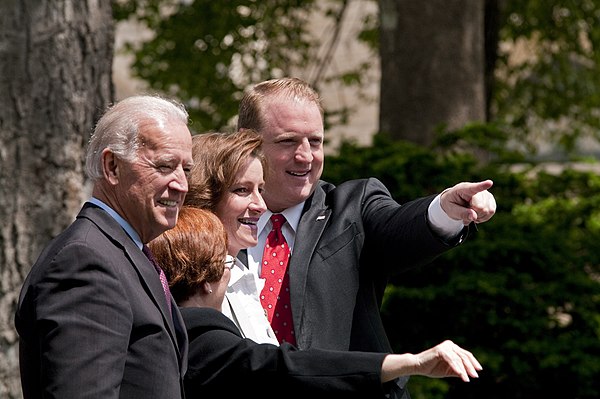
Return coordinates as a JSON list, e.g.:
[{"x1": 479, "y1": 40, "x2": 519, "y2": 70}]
[{"x1": 102, "y1": 149, "x2": 119, "y2": 184}]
